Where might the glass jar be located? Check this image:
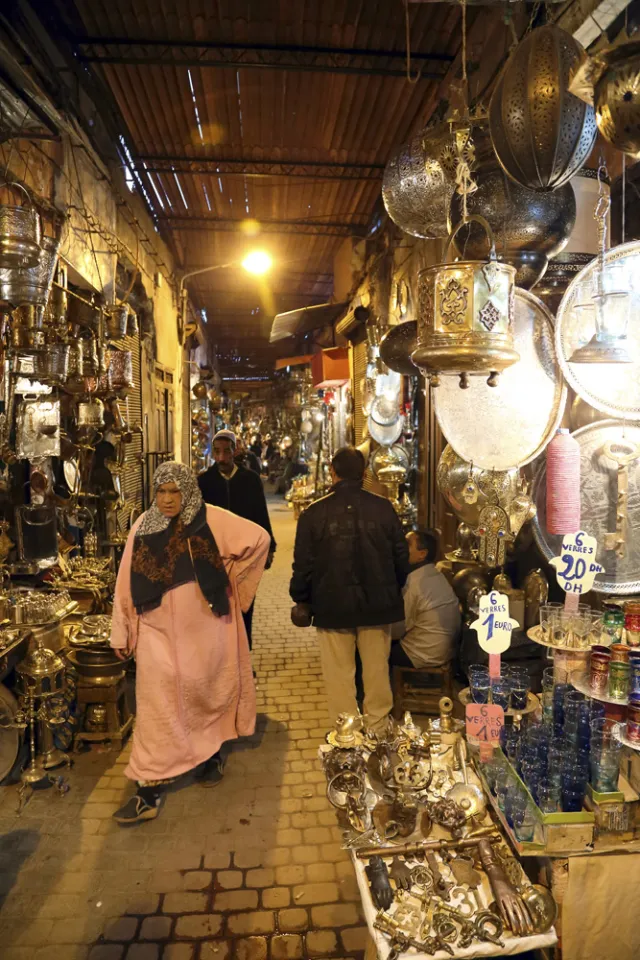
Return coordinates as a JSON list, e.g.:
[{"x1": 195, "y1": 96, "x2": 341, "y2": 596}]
[{"x1": 609, "y1": 660, "x2": 630, "y2": 701}]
